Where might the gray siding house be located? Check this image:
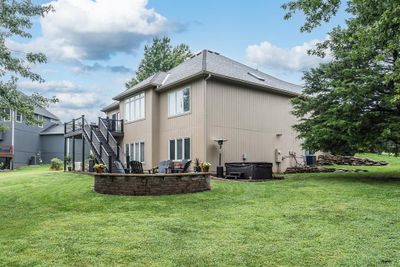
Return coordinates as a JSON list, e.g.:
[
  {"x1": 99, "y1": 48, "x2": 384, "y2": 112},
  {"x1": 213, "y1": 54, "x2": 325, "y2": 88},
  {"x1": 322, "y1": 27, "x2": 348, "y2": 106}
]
[{"x1": 0, "y1": 107, "x2": 64, "y2": 169}]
